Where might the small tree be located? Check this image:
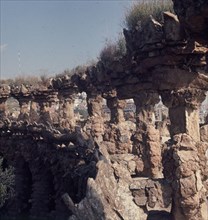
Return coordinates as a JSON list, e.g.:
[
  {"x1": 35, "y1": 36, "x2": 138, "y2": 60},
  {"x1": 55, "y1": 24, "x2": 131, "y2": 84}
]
[{"x1": 0, "y1": 157, "x2": 15, "y2": 209}]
